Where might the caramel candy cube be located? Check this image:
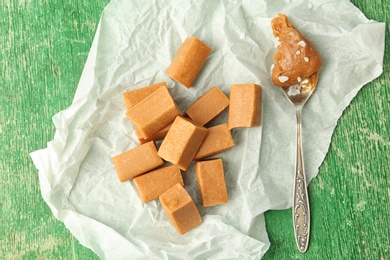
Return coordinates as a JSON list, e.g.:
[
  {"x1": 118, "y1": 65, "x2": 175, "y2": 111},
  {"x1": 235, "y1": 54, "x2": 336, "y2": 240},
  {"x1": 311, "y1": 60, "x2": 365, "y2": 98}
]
[
  {"x1": 195, "y1": 158, "x2": 228, "y2": 207},
  {"x1": 158, "y1": 116, "x2": 207, "y2": 170},
  {"x1": 122, "y1": 82, "x2": 166, "y2": 111},
  {"x1": 228, "y1": 84, "x2": 262, "y2": 129},
  {"x1": 159, "y1": 183, "x2": 202, "y2": 235},
  {"x1": 135, "y1": 123, "x2": 172, "y2": 144},
  {"x1": 133, "y1": 165, "x2": 183, "y2": 203},
  {"x1": 193, "y1": 123, "x2": 235, "y2": 160},
  {"x1": 126, "y1": 86, "x2": 181, "y2": 139},
  {"x1": 166, "y1": 37, "x2": 212, "y2": 88},
  {"x1": 185, "y1": 86, "x2": 229, "y2": 126},
  {"x1": 112, "y1": 141, "x2": 164, "y2": 182}
]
